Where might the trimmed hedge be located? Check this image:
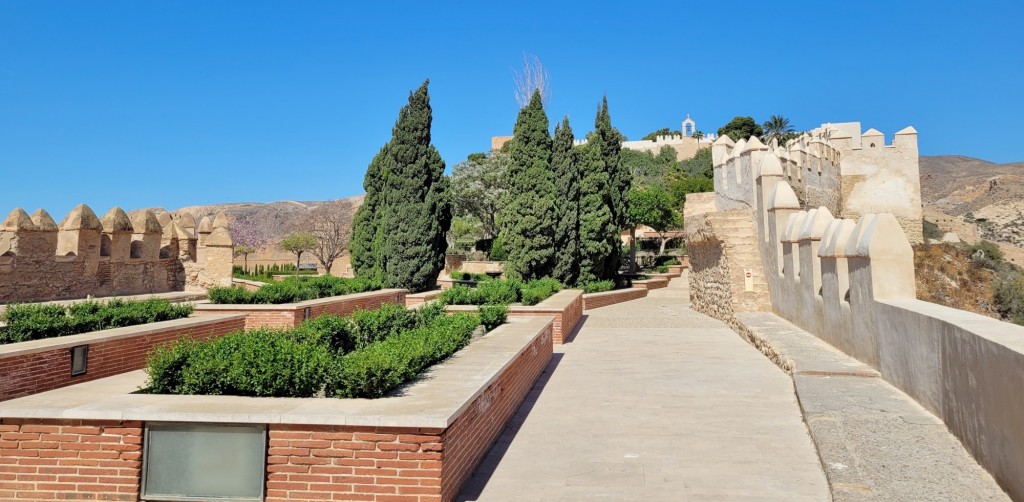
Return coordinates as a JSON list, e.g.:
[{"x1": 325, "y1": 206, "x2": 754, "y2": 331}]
[
  {"x1": 144, "y1": 303, "x2": 508, "y2": 399},
  {"x1": 208, "y1": 275, "x2": 381, "y2": 304},
  {"x1": 581, "y1": 280, "x2": 615, "y2": 293},
  {"x1": 439, "y1": 278, "x2": 561, "y2": 307},
  {"x1": 1, "y1": 299, "x2": 193, "y2": 344},
  {"x1": 450, "y1": 271, "x2": 494, "y2": 281}
]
